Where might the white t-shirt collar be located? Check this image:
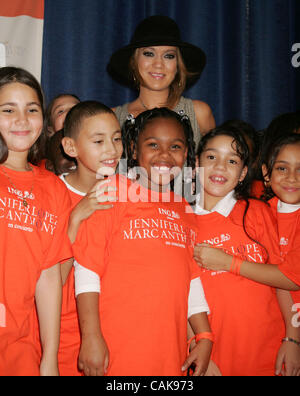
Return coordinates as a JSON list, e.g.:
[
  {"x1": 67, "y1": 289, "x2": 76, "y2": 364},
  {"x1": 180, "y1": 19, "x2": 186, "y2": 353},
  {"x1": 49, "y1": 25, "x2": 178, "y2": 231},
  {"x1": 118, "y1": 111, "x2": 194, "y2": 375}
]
[
  {"x1": 59, "y1": 173, "x2": 86, "y2": 197},
  {"x1": 195, "y1": 190, "x2": 237, "y2": 217},
  {"x1": 277, "y1": 200, "x2": 300, "y2": 214}
]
